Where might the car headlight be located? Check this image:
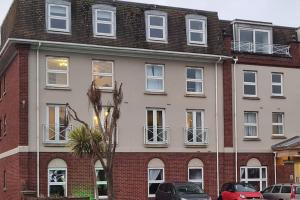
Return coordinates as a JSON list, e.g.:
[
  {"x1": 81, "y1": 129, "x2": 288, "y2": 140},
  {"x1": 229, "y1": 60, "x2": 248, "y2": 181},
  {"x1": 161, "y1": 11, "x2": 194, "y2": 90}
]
[
  {"x1": 181, "y1": 198, "x2": 188, "y2": 200},
  {"x1": 240, "y1": 194, "x2": 246, "y2": 199}
]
